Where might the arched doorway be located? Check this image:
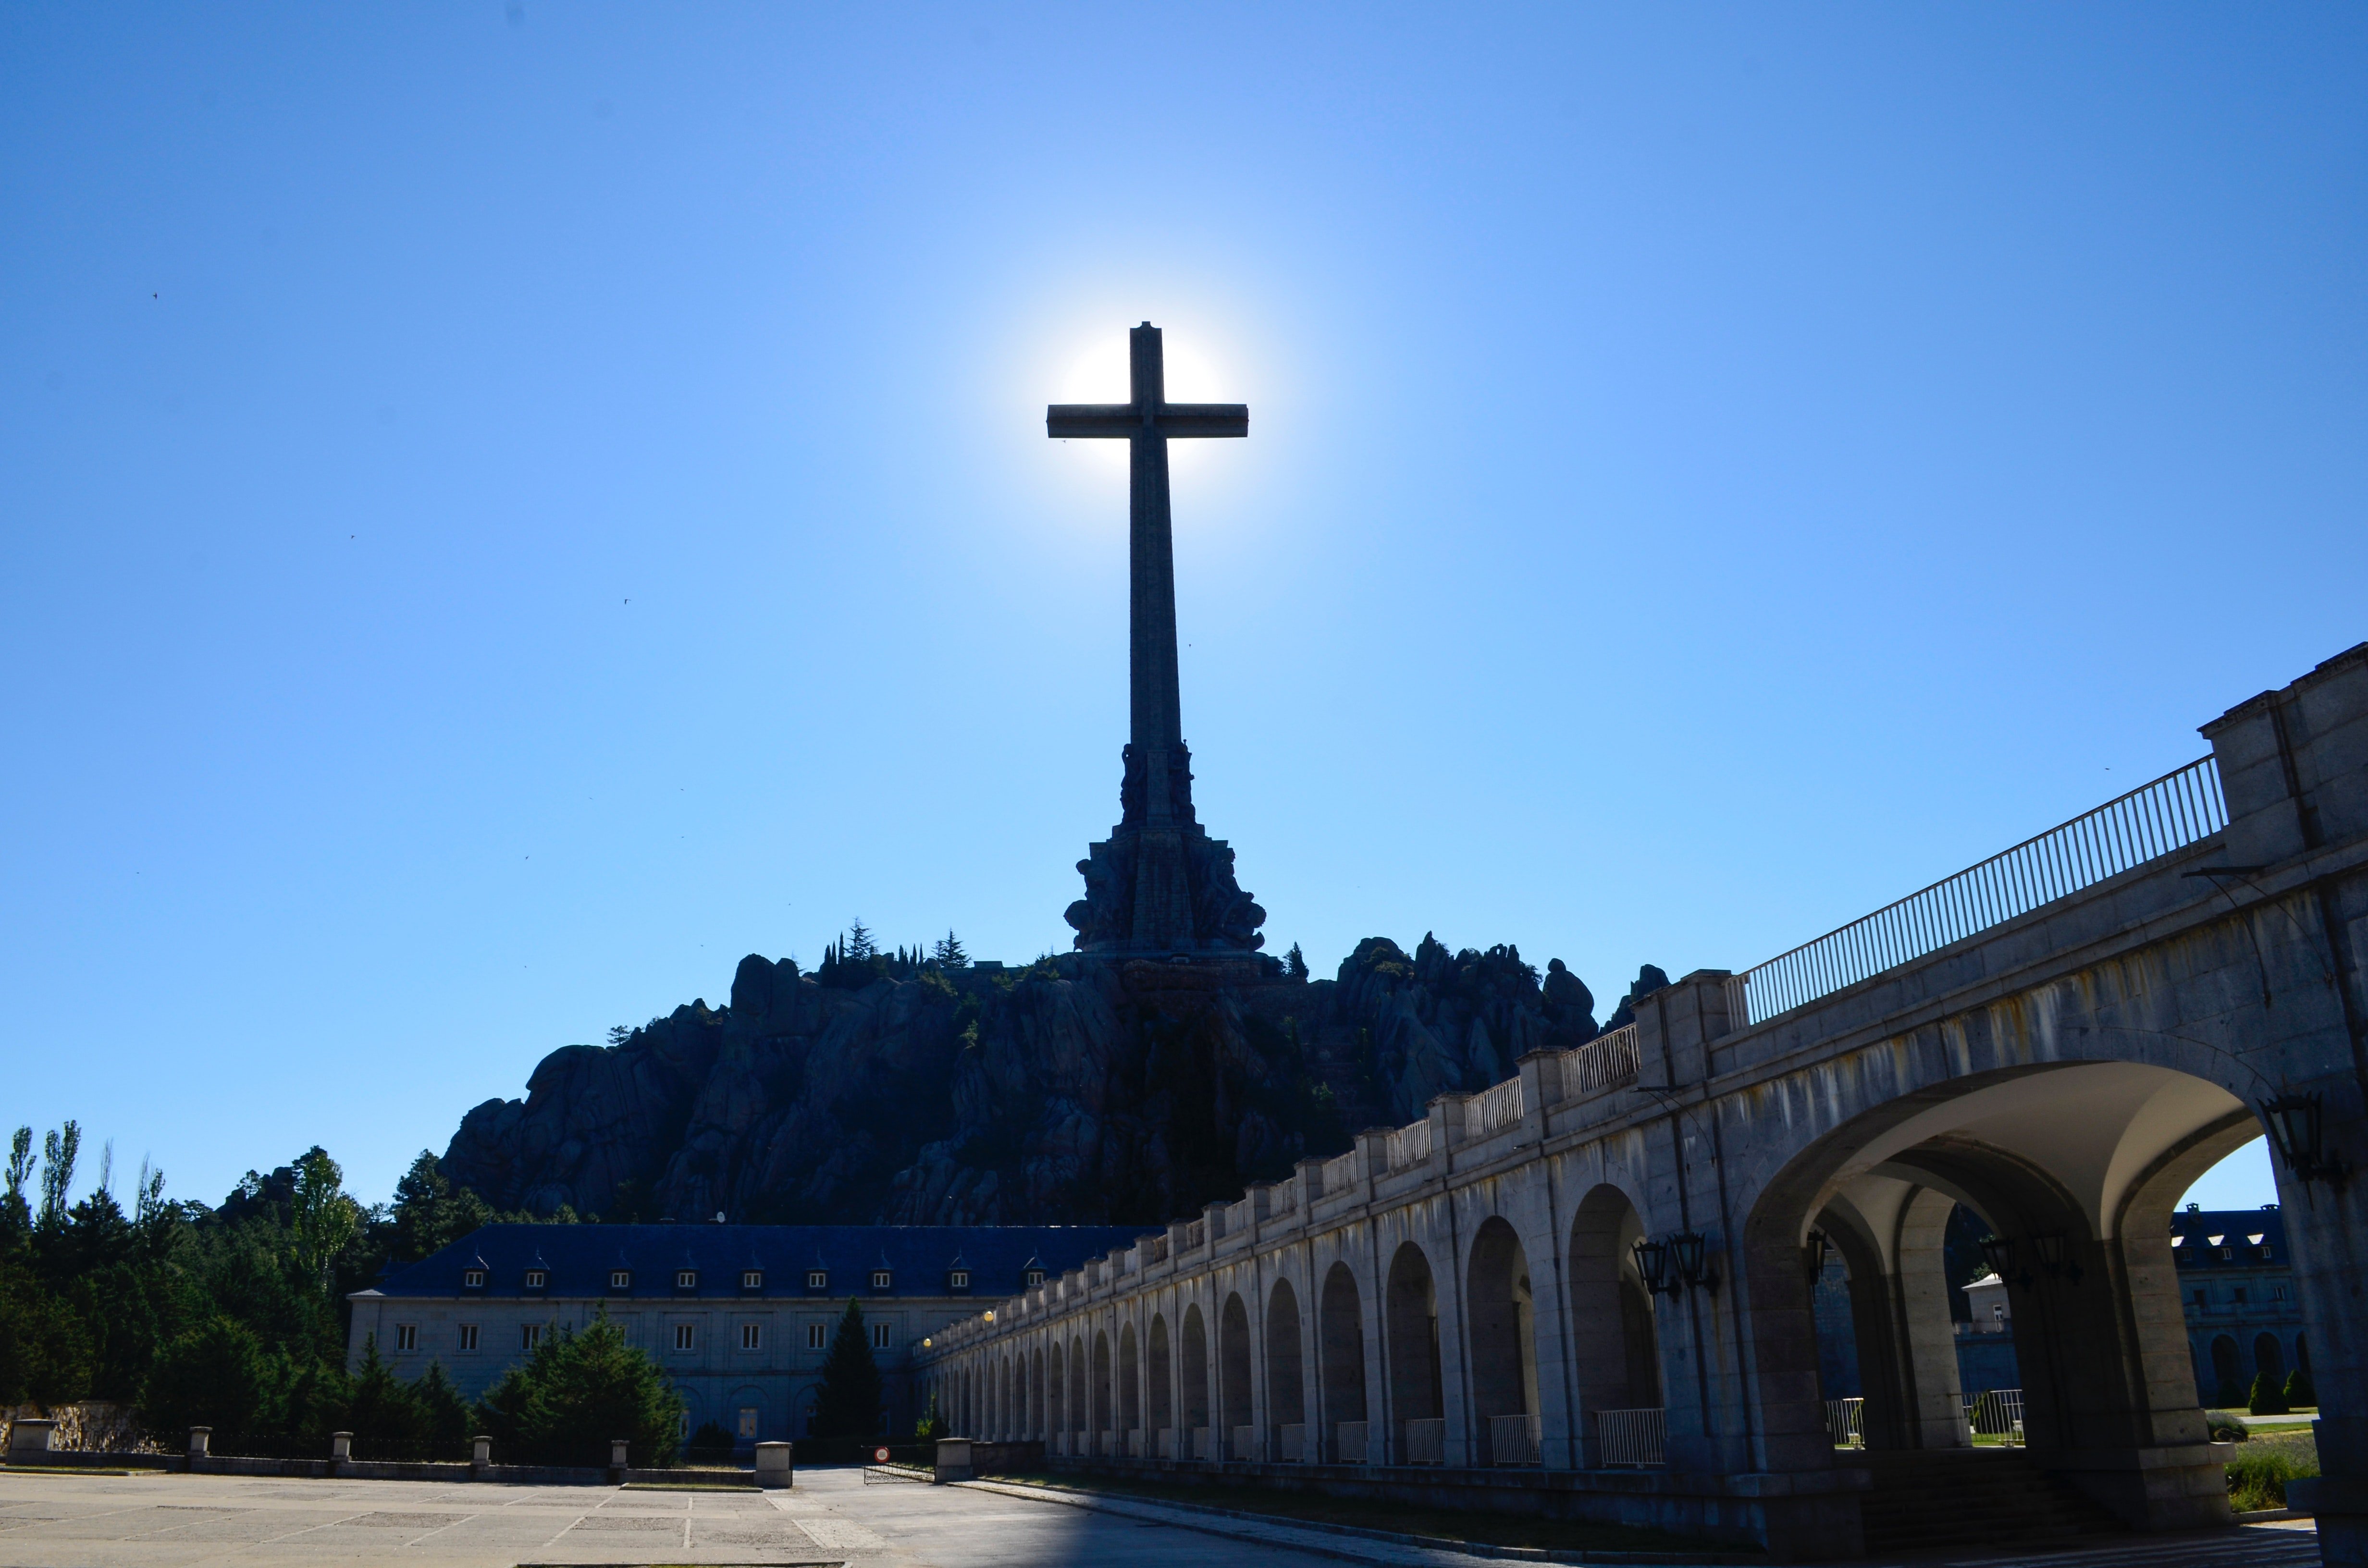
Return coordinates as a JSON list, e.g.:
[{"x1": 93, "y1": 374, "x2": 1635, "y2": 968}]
[
  {"x1": 1119, "y1": 1321, "x2": 1141, "y2": 1452},
  {"x1": 1319, "y1": 1262, "x2": 1369, "y2": 1462},
  {"x1": 2255, "y1": 1334, "x2": 2285, "y2": 1385},
  {"x1": 1047, "y1": 1341, "x2": 1066, "y2": 1448},
  {"x1": 1147, "y1": 1314, "x2": 1173, "y2": 1453},
  {"x1": 1091, "y1": 1331, "x2": 1111, "y2": 1455},
  {"x1": 1180, "y1": 1303, "x2": 1210, "y2": 1456},
  {"x1": 1466, "y1": 1216, "x2": 1540, "y2": 1463},
  {"x1": 1220, "y1": 1291, "x2": 1254, "y2": 1459},
  {"x1": 1070, "y1": 1334, "x2": 1087, "y2": 1447},
  {"x1": 2210, "y1": 1335, "x2": 2242, "y2": 1405},
  {"x1": 1266, "y1": 1277, "x2": 1306, "y2": 1459},
  {"x1": 1385, "y1": 1241, "x2": 1443, "y2": 1464},
  {"x1": 1566, "y1": 1185, "x2": 1659, "y2": 1465}
]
